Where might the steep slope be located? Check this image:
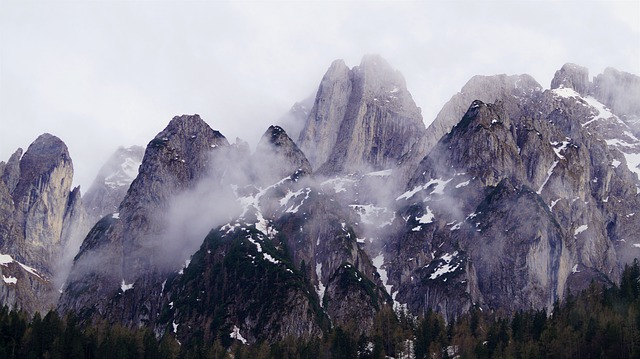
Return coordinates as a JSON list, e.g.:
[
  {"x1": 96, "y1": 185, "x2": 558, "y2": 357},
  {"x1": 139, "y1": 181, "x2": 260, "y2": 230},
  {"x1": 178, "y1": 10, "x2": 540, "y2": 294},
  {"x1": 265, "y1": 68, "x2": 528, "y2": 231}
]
[
  {"x1": 425, "y1": 73, "x2": 543, "y2": 155},
  {"x1": 59, "y1": 115, "x2": 232, "y2": 324},
  {"x1": 0, "y1": 134, "x2": 84, "y2": 312},
  {"x1": 59, "y1": 121, "x2": 390, "y2": 345},
  {"x1": 381, "y1": 65, "x2": 640, "y2": 320},
  {"x1": 298, "y1": 55, "x2": 427, "y2": 178}
]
